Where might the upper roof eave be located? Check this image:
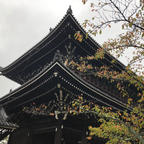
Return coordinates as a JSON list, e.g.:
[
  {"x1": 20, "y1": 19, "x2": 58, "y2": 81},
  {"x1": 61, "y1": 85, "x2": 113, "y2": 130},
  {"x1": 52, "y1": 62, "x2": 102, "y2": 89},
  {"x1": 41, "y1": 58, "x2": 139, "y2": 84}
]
[
  {"x1": 1, "y1": 6, "x2": 103, "y2": 74},
  {"x1": 1, "y1": 6, "x2": 126, "y2": 83}
]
